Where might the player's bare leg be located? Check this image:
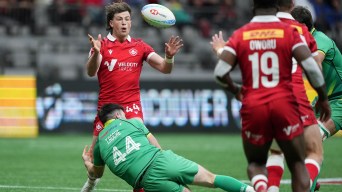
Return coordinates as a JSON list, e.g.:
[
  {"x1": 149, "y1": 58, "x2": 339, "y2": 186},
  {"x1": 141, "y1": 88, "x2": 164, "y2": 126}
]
[
  {"x1": 267, "y1": 124, "x2": 323, "y2": 191},
  {"x1": 315, "y1": 119, "x2": 337, "y2": 191},
  {"x1": 277, "y1": 135, "x2": 310, "y2": 192},
  {"x1": 243, "y1": 140, "x2": 271, "y2": 192},
  {"x1": 304, "y1": 124, "x2": 323, "y2": 191},
  {"x1": 192, "y1": 165, "x2": 255, "y2": 192}
]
